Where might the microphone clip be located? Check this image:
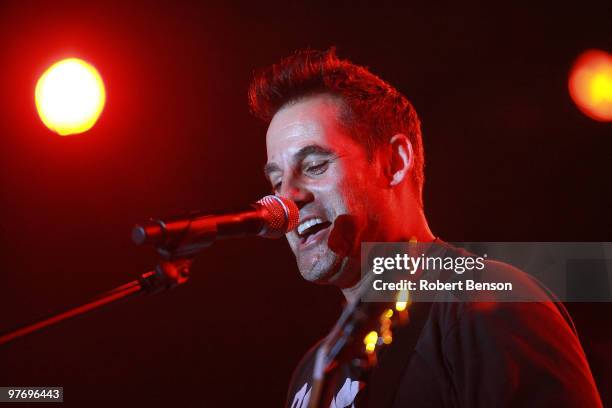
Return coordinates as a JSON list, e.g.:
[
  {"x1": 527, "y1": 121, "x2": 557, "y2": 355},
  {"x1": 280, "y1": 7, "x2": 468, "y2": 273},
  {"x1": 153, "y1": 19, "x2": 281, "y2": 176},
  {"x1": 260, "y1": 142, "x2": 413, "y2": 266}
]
[{"x1": 138, "y1": 258, "x2": 194, "y2": 294}]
